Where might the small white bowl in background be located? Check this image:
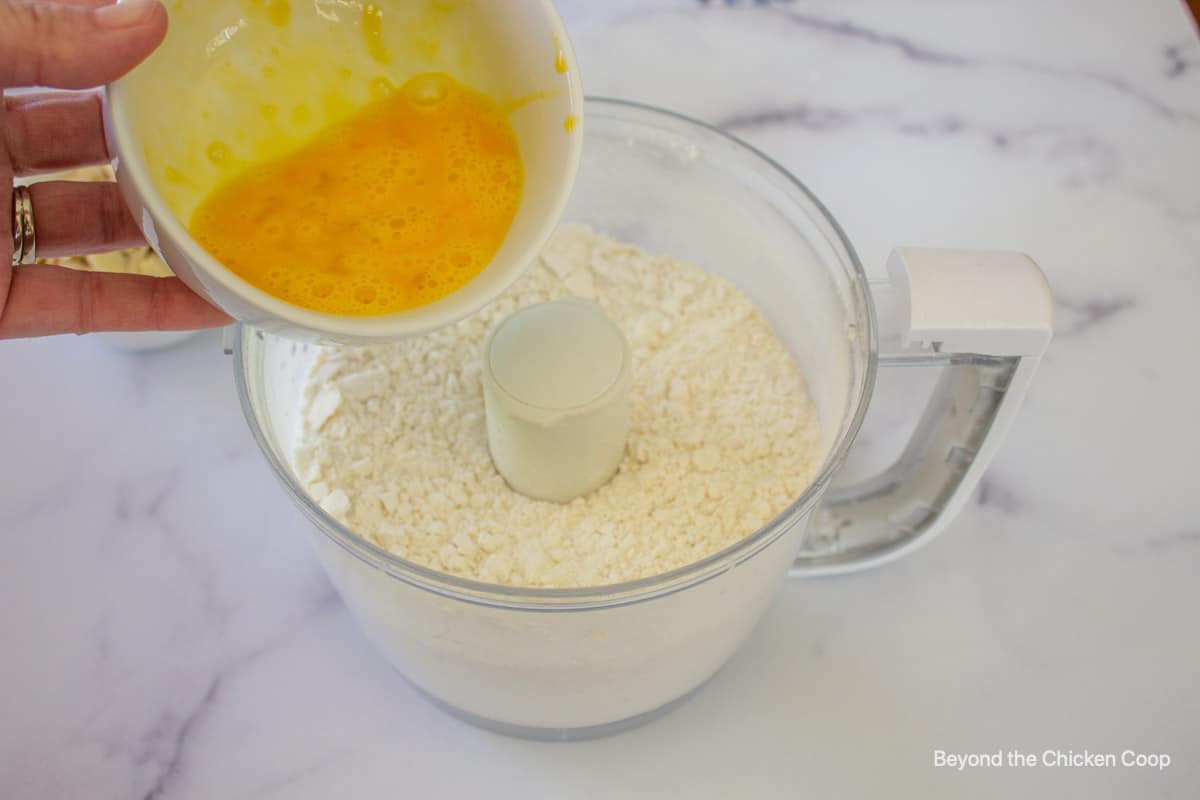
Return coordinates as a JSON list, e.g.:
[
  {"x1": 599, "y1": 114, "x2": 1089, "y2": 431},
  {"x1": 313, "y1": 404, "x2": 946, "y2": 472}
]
[{"x1": 90, "y1": 330, "x2": 200, "y2": 353}]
